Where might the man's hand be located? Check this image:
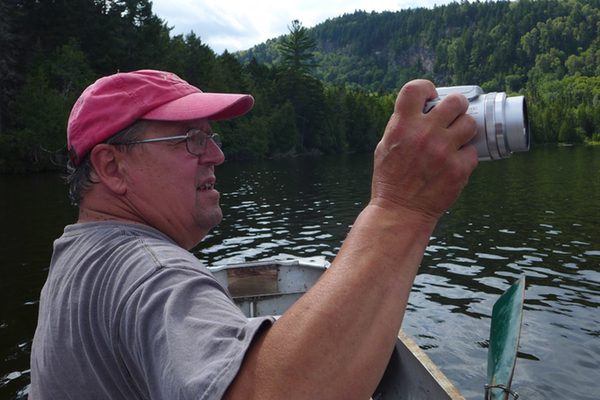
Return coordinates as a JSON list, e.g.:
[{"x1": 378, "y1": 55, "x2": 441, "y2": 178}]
[{"x1": 370, "y1": 79, "x2": 479, "y2": 224}]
